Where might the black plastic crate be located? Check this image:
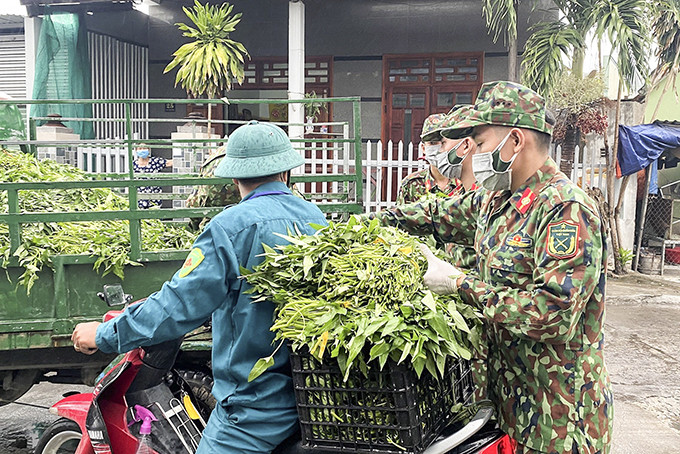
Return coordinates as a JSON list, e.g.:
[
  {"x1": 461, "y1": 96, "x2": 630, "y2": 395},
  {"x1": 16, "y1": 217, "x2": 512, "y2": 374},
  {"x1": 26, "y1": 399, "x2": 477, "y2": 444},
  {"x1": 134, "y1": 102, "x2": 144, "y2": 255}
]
[{"x1": 290, "y1": 350, "x2": 474, "y2": 453}]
